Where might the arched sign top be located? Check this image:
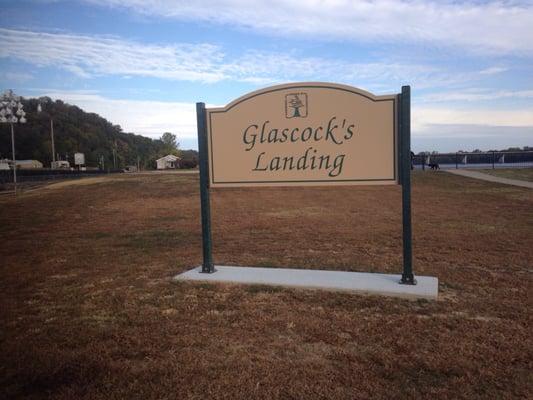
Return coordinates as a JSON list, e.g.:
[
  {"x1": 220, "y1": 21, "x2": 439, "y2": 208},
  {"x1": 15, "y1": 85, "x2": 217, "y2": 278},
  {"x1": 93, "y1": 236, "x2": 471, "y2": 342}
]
[
  {"x1": 210, "y1": 82, "x2": 396, "y2": 112},
  {"x1": 204, "y1": 82, "x2": 399, "y2": 188}
]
